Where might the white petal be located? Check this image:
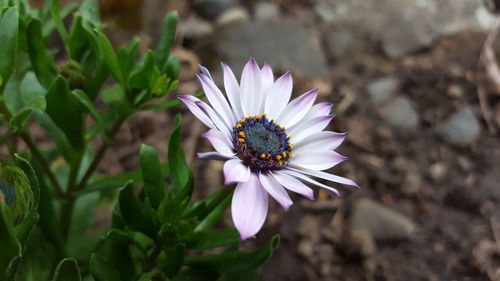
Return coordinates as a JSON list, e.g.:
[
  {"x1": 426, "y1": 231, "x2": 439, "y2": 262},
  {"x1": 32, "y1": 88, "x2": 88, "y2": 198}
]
[
  {"x1": 202, "y1": 129, "x2": 234, "y2": 157},
  {"x1": 294, "y1": 131, "x2": 347, "y2": 153},
  {"x1": 240, "y1": 58, "x2": 262, "y2": 116},
  {"x1": 264, "y1": 72, "x2": 293, "y2": 119},
  {"x1": 232, "y1": 173, "x2": 269, "y2": 240},
  {"x1": 289, "y1": 167, "x2": 360, "y2": 189},
  {"x1": 223, "y1": 159, "x2": 251, "y2": 184},
  {"x1": 303, "y1": 102, "x2": 333, "y2": 122},
  {"x1": 259, "y1": 172, "x2": 293, "y2": 210},
  {"x1": 196, "y1": 100, "x2": 232, "y2": 138},
  {"x1": 261, "y1": 63, "x2": 274, "y2": 96},
  {"x1": 178, "y1": 95, "x2": 215, "y2": 129},
  {"x1": 281, "y1": 169, "x2": 340, "y2": 196},
  {"x1": 222, "y1": 63, "x2": 244, "y2": 119},
  {"x1": 290, "y1": 150, "x2": 347, "y2": 170},
  {"x1": 199, "y1": 65, "x2": 213, "y2": 80},
  {"x1": 287, "y1": 115, "x2": 334, "y2": 144},
  {"x1": 272, "y1": 171, "x2": 314, "y2": 200},
  {"x1": 197, "y1": 152, "x2": 235, "y2": 161},
  {"x1": 276, "y1": 88, "x2": 318, "y2": 128},
  {"x1": 196, "y1": 73, "x2": 235, "y2": 127}
]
